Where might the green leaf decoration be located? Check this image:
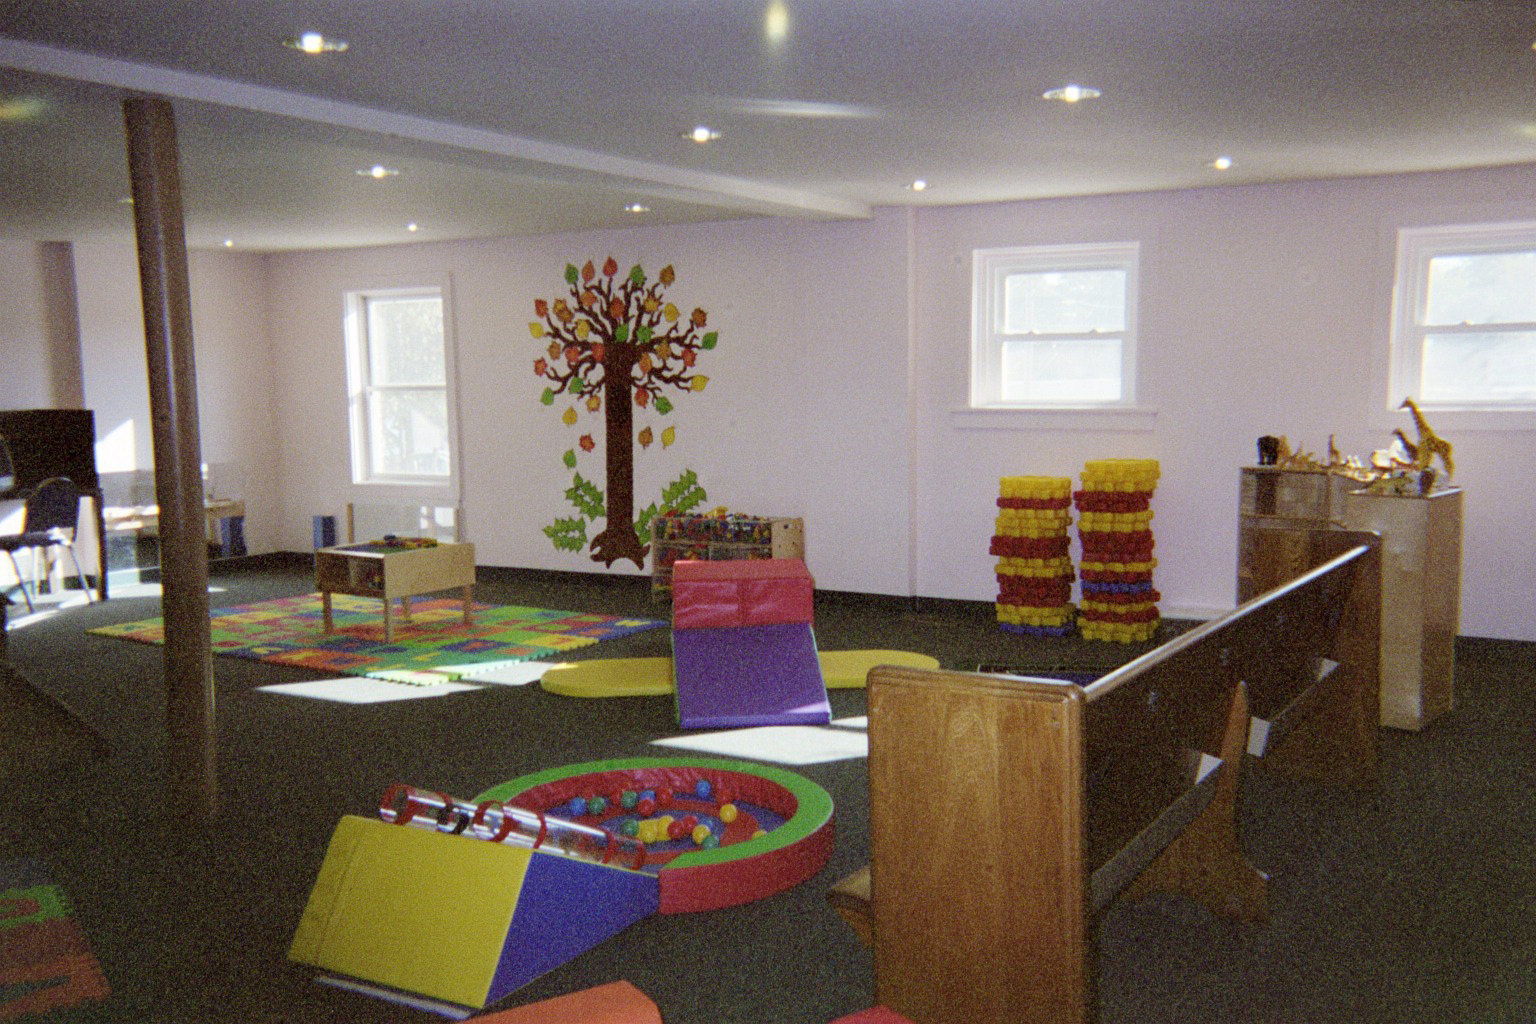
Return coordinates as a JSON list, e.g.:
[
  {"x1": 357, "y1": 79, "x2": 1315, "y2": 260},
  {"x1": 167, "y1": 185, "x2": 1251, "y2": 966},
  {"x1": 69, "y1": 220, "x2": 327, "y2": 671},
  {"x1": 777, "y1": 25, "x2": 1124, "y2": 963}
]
[
  {"x1": 635, "y1": 502, "x2": 660, "y2": 536},
  {"x1": 614, "y1": 323, "x2": 629, "y2": 344},
  {"x1": 544, "y1": 516, "x2": 588, "y2": 552},
  {"x1": 660, "y1": 469, "x2": 707, "y2": 515},
  {"x1": 637, "y1": 325, "x2": 653, "y2": 344},
  {"x1": 564, "y1": 264, "x2": 579, "y2": 285},
  {"x1": 565, "y1": 473, "x2": 606, "y2": 520},
  {"x1": 629, "y1": 264, "x2": 646, "y2": 285},
  {"x1": 654, "y1": 395, "x2": 673, "y2": 415},
  {"x1": 701, "y1": 331, "x2": 718, "y2": 350},
  {"x1": 562, "y1": 449, "x2": 577, "y2": 469},
  {"x1": 540, "y1": 387, "x2": 556, "y2": 406}
]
